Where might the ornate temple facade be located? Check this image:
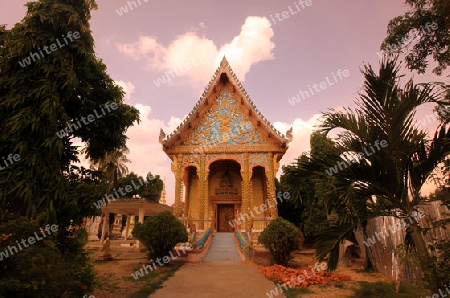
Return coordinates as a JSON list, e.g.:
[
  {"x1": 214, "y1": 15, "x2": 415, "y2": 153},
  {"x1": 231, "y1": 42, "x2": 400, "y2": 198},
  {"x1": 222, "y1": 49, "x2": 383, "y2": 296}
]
[{"x1": 159, "y1": 57, "x2": 292, "y2": 232}]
